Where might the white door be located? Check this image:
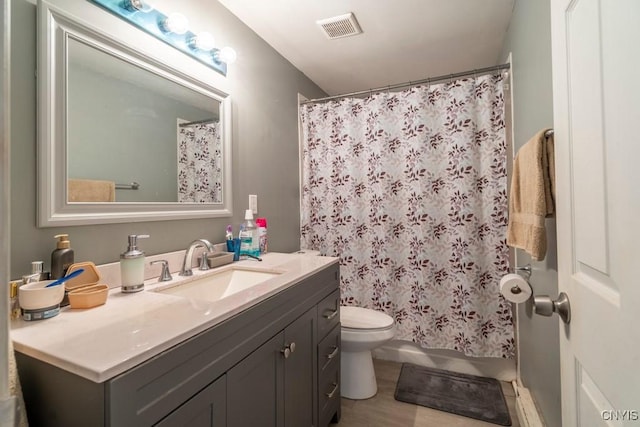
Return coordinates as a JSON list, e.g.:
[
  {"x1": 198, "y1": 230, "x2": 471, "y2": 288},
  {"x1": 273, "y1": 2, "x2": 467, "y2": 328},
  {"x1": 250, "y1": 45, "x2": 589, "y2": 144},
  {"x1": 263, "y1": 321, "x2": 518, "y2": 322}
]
[{"x1": 551, "y1": 0, "x2": 640, "y2": 425}]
